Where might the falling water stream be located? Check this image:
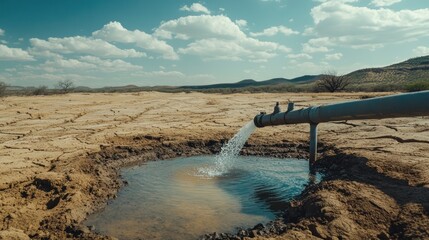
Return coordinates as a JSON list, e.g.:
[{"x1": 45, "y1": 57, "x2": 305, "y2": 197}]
[
  {"x1": 85, "y1": 121, "x2": 316, "y2": 240},
  {"x1": 197, "y1": 121, "x2": 257, "y2": 177}
]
